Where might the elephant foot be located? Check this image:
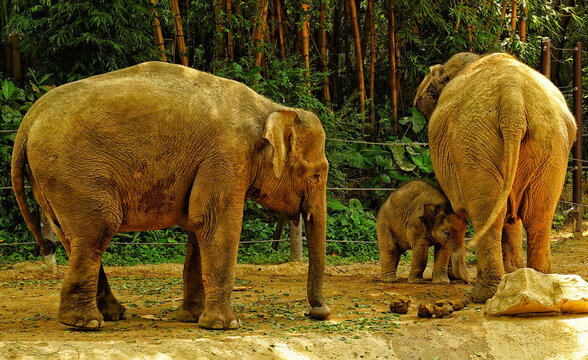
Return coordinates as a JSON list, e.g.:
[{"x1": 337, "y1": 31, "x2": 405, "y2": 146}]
[
  {"x1": 432, "y1": 276, "x2": 450, "y2": 285},
  {"x1": 176, "y1": 307, "x2": 202, "y2": 323},
  {"x1": 58, "y1": 306, "x2": 104, "y2": 329},
  {"x1": 408, "y1": 276, "x2": 426, "y2": 284},
  {"x1": 380, "y1": 275, "x2": 398, "y2": 283},
  {"x1": 309, "y1": 305, "x2": 331, "y2": 320},
  {"x1": 198, "y1": 307, "x2": 241, "y2": 330},
  {"x1": 97, "y1": 293, "x2": 126, "y2": 321},
  {"x1": 471, "y1": 279, "x2": 500, "y2": 303}
]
